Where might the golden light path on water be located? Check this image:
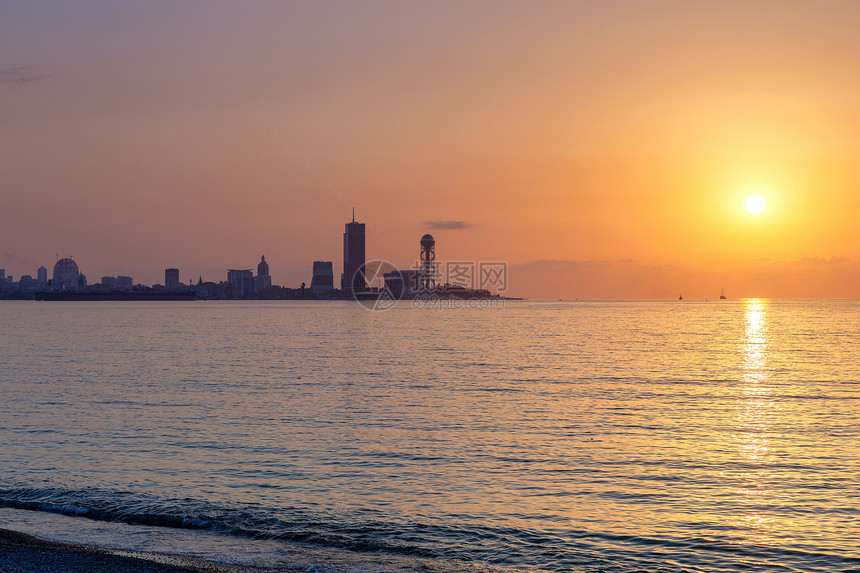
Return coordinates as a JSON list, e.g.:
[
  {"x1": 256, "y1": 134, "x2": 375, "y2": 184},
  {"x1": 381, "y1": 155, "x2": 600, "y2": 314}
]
[{"x1": 732, "y1": 299, "x2": 777, "y2": 545}]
